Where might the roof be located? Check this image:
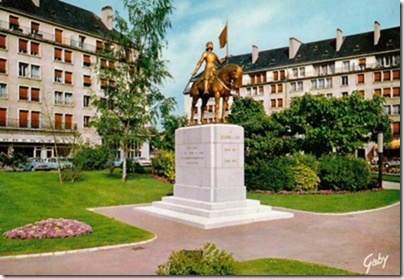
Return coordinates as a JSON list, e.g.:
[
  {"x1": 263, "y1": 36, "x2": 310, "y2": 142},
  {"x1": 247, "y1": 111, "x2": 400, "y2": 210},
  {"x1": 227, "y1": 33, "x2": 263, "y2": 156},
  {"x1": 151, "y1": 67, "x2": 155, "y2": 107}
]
[
  {"x1": 0, "y1": 0, "x2": 114, "y2": 39},
  {"x1": 227, "y1": 26, "x2": 400, "y2": 73}
]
